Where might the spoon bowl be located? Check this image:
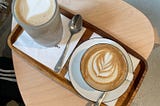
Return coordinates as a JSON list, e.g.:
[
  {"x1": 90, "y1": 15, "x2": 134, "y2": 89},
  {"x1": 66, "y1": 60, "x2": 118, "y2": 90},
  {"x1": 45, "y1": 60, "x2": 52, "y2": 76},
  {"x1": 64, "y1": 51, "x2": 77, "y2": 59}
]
[{"x1": 69, "y1": 14, "x2": 83, "y2": 34}]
